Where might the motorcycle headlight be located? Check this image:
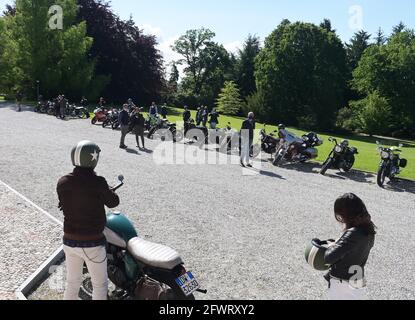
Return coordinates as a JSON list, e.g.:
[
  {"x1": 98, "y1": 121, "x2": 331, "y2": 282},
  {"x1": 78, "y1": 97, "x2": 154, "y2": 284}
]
[
  {"x1": 335, "y1": 146, "x2": 343, "y2": 153},
  {"x1": 381, "y1": 151, "x2": 390, "y2": 160}
]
